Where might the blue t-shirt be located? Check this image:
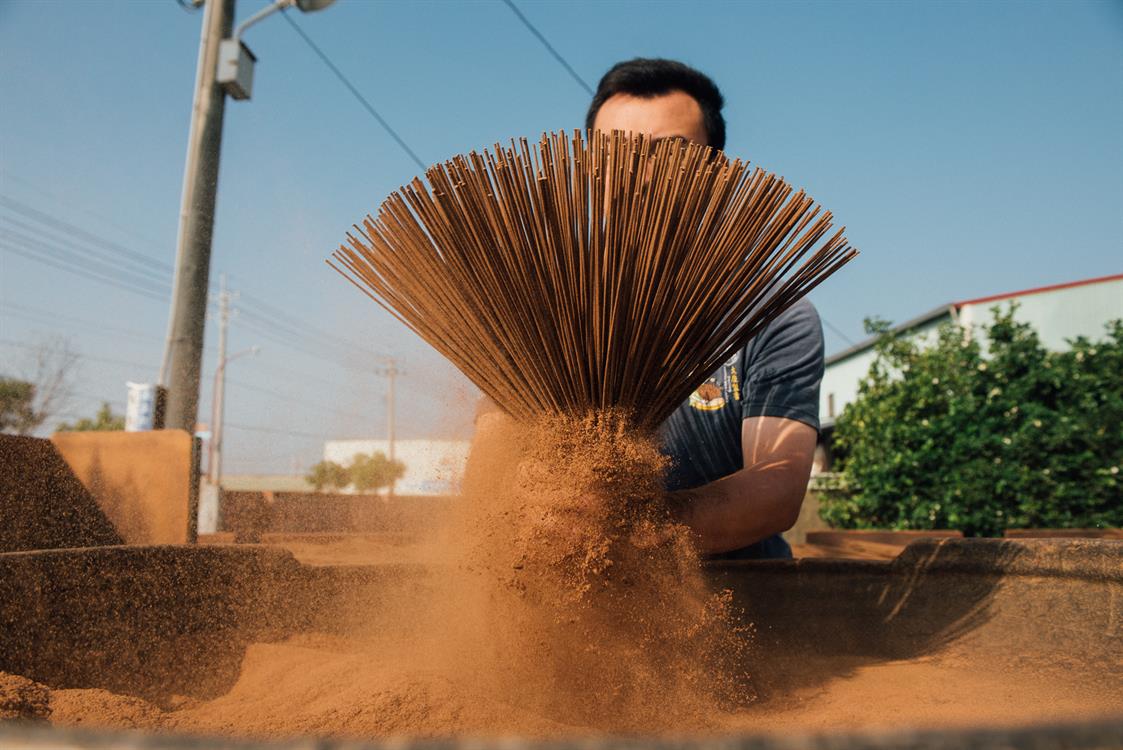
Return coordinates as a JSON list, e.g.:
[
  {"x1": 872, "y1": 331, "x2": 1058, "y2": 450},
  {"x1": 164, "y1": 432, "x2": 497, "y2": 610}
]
[{"x1": 658, "y1": 299, "x2": 825, "y2": 559}]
